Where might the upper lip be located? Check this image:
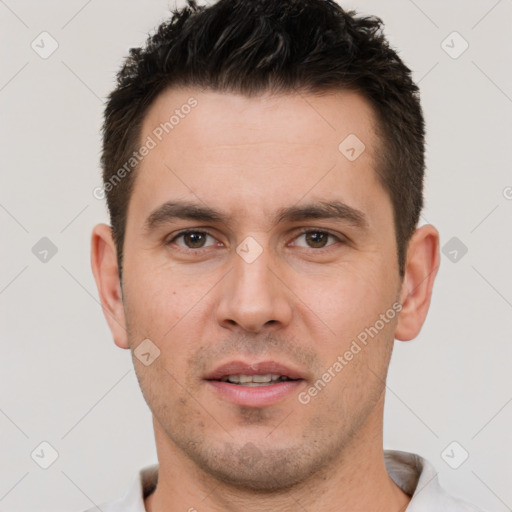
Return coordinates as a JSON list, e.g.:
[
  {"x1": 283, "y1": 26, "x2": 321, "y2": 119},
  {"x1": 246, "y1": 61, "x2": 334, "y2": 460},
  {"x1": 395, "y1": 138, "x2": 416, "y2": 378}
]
[{"x1": 204, "y1": 360, "x2": 304, "y2": 381}]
